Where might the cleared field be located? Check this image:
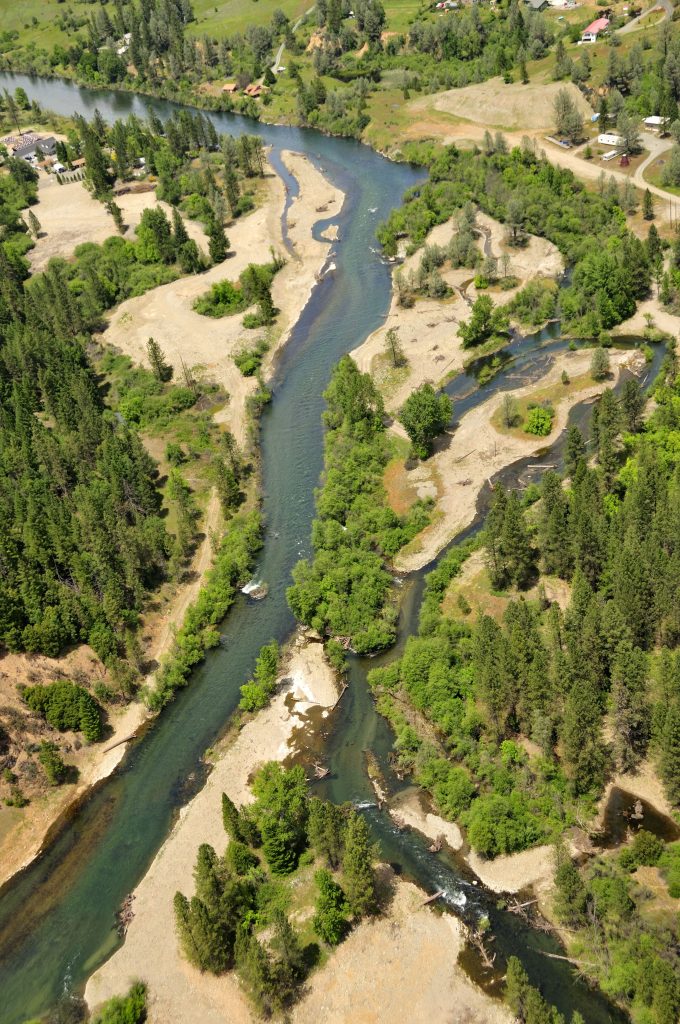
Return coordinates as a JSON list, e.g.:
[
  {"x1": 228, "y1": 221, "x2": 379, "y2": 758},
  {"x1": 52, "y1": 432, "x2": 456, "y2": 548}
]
[
  {"x1": 424, "y1": 78, "x2": 593, "y2": 132},
  {"x1": 0, "y1": 0, "x2": 72, "y2": 49},
  {"x1": 189, "y1": 0, "x2": 312, "y2": 37}
]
